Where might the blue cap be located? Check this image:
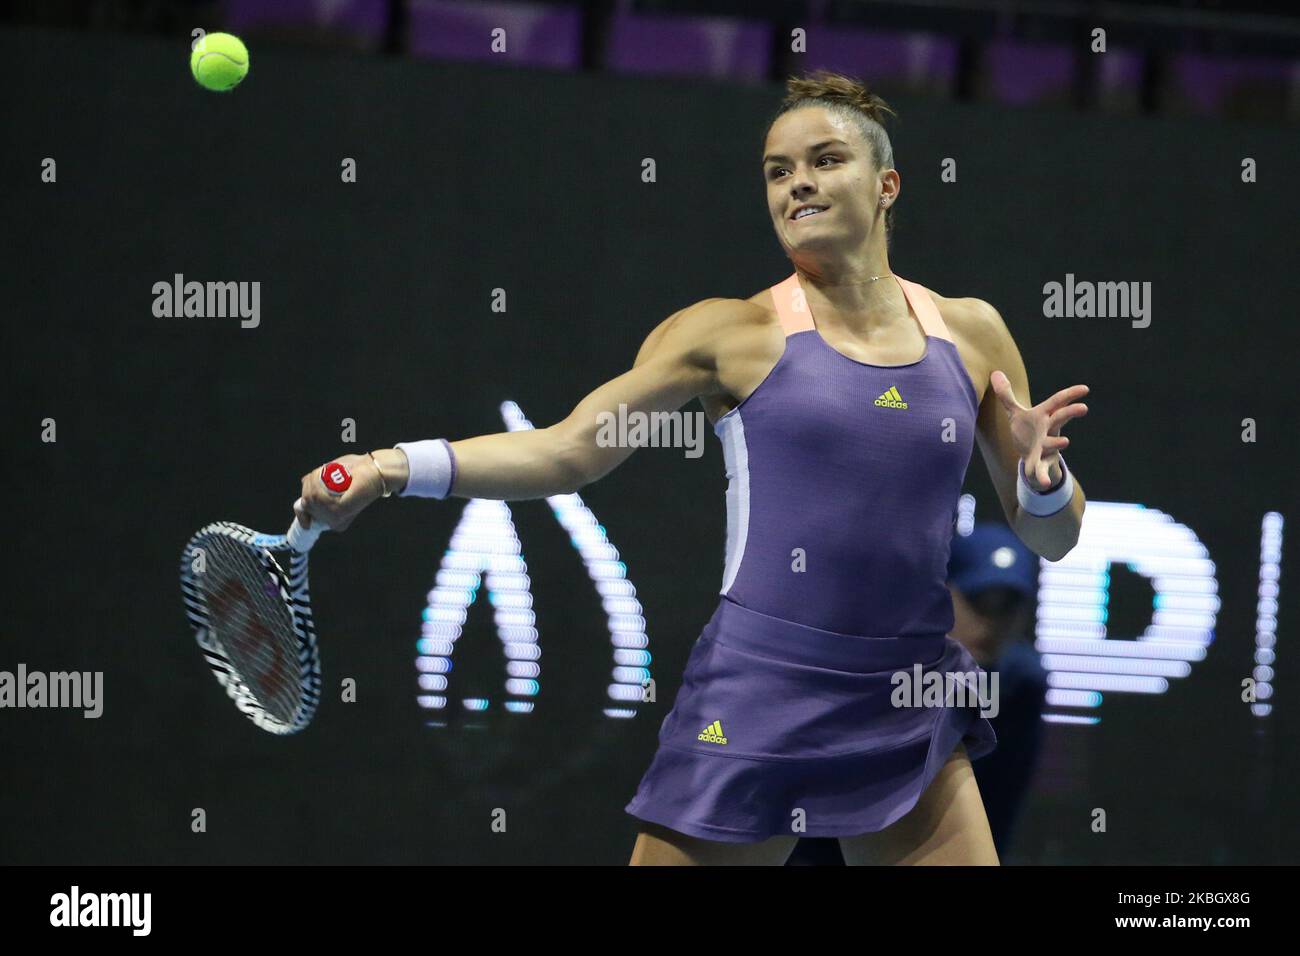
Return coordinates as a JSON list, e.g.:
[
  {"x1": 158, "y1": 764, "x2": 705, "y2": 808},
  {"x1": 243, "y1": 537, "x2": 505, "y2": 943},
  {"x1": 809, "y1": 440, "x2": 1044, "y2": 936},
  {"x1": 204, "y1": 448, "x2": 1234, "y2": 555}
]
[{"x1": 947, "y1": 523, "x2": 1039, "y2": 597}]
